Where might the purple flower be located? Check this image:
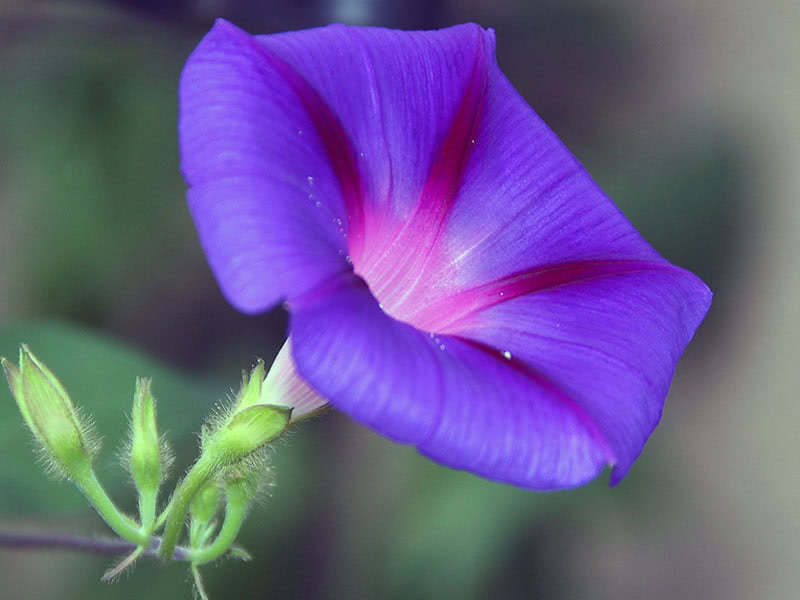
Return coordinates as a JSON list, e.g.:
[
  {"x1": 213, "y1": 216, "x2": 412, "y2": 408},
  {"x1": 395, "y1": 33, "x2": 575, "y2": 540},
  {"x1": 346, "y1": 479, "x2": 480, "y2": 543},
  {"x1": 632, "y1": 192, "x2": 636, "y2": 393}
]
[{"x1": 180, "y1": 19, "x2": 711, "y2": 490}]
